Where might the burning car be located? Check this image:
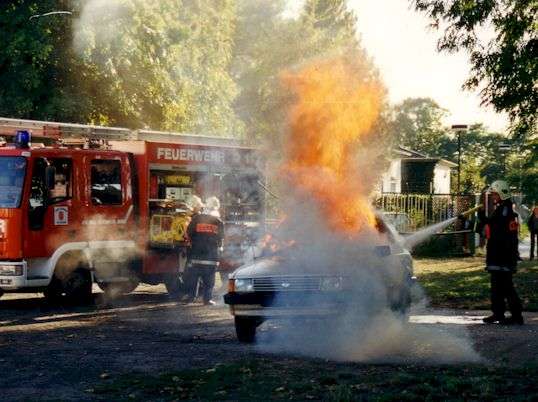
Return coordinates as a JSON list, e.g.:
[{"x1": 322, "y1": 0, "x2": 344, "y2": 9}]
[{"x1": 224, "y1": 216, "x2": 418, "y2": 343}]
